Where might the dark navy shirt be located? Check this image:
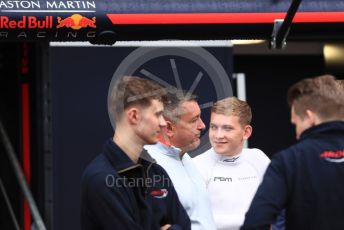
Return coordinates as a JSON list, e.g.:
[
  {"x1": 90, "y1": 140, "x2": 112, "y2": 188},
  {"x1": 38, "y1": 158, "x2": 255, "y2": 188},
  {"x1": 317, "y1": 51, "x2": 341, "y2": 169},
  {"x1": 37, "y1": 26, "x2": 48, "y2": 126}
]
[
  {"x1": 81, "y1": 139, "x2": 191, "y2": 230},
  {"x1": 242, "y1": 121, "x2": 344, "y2": 230}
]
